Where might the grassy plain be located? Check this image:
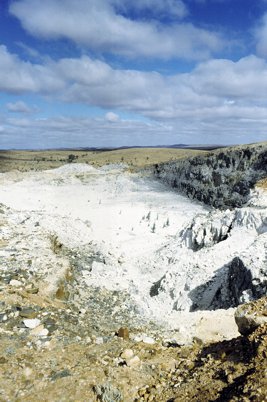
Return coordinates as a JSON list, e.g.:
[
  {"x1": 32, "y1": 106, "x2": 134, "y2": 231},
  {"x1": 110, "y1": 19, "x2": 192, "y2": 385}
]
[{"x1": 0, "y1": 147, "x2": 206, "y2": 172}]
